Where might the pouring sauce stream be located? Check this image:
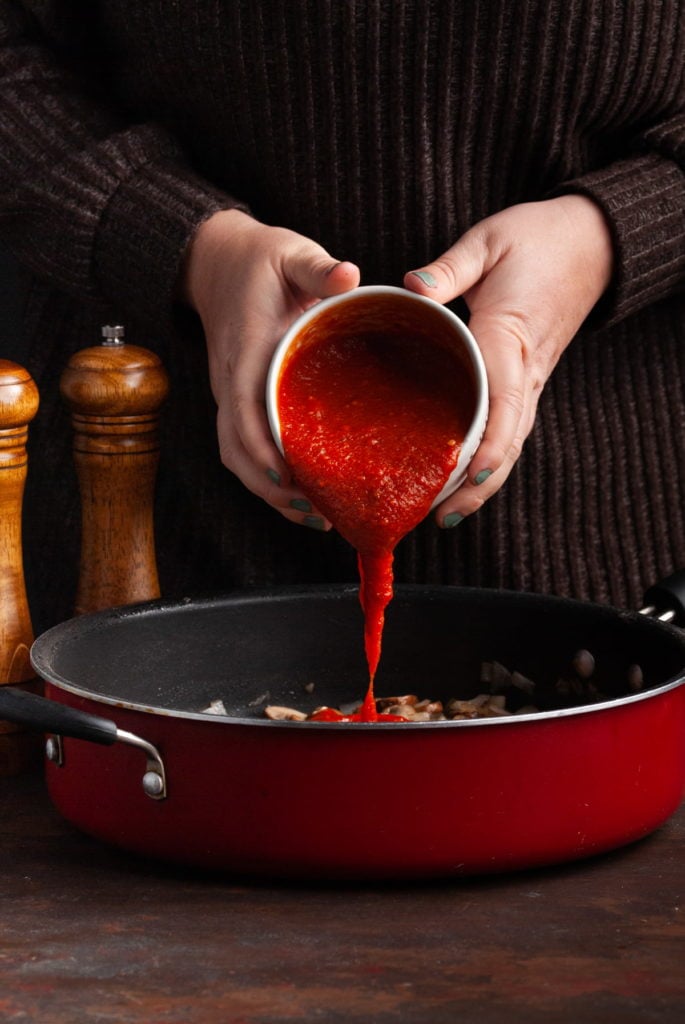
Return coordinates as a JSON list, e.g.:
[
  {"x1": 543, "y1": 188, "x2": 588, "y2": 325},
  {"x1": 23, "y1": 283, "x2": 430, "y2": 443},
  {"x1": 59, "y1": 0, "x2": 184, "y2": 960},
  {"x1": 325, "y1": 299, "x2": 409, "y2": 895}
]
[{"x1": 277, "y1": 297, "x2": 476, "y2": 721}]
